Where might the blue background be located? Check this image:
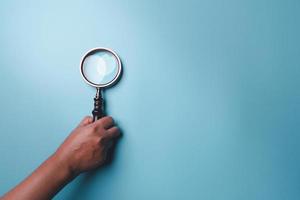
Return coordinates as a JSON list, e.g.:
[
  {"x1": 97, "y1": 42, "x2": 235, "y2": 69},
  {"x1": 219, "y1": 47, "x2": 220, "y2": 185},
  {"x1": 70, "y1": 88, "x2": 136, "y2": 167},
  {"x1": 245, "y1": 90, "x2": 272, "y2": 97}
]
[{"x1": 0, "y1": 0, "x2": 300, "y2": 199}]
